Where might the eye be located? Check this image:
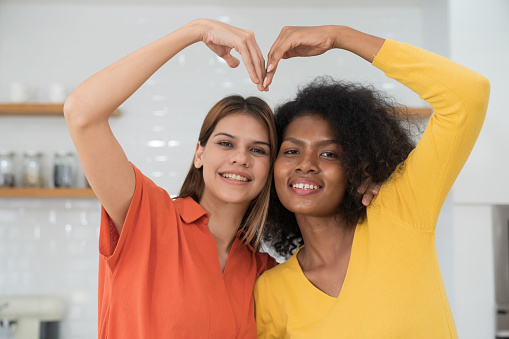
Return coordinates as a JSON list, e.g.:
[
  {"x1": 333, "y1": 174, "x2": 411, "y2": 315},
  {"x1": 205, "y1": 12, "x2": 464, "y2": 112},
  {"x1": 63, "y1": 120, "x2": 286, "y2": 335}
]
[
  {"x1": 320, "y1": 151, "x2": 337, "y2": 158},
  {"x1": 251, "y1": 147, "x2": 268, "y2": 155},
  {"x1": 283, "y1": 149, "x2": 299, "y2": 155},
  {"x1": 217, "y1": 141, "x2": 233, "y2": 147}
]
